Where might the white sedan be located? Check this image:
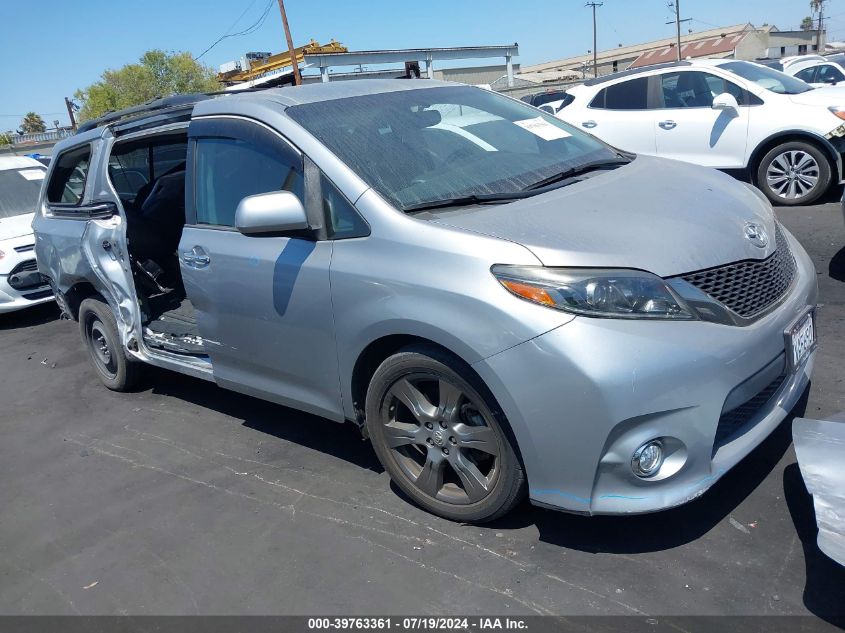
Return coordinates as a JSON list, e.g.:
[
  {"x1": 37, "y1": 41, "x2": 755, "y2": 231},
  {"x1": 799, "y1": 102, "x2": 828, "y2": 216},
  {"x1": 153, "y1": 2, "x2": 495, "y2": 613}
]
[
  {"x1": 556, "y1": 59, "x2": 845, "y2": 205},
  {"x1": 0, "y1": 156, "x2": 53, "y2": 313}
]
